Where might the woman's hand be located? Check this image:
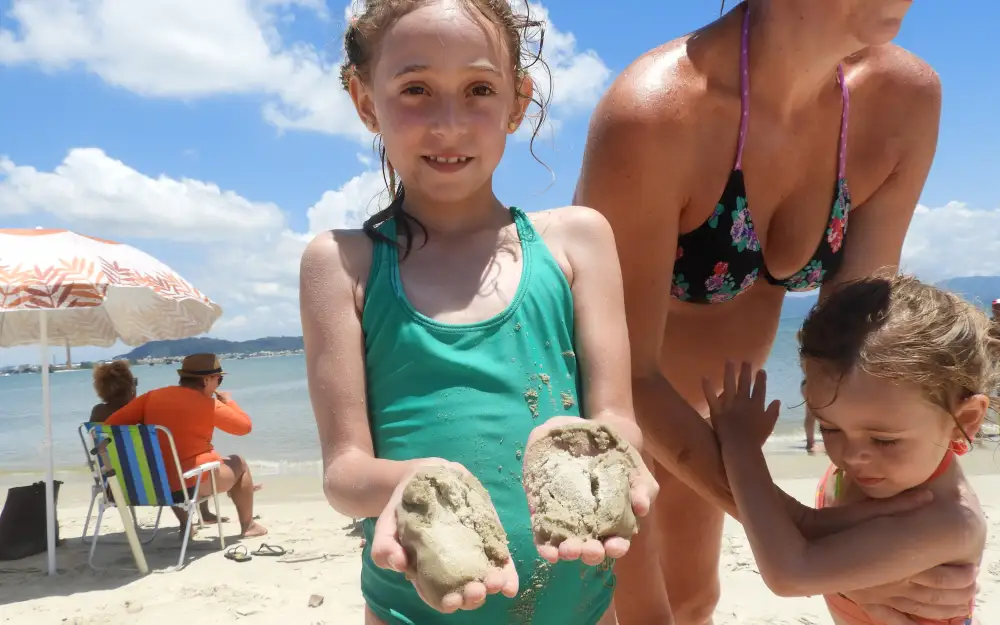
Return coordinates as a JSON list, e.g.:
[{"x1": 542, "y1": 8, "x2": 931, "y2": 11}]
[
  {"x1": 370, "y1": 459, "x2": 519, "y2": 613},
  {"x1": 704, "y1": 361, "x2": 781, "y2": 447},
  {"x1": 844, "y1": 564, "x2": 979, "y2": 624},
  {"x1": 525, "y1": 416, "x2": 659, "y2": 566}
]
